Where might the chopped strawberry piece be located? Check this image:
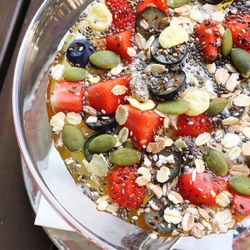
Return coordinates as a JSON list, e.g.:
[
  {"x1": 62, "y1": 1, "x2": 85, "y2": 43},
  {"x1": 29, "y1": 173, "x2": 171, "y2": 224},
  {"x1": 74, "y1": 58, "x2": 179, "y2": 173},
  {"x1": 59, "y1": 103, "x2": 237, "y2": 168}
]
[
  {"x1": 51, "y1": 80, "x2": 84, "y2": 112},
  {"x1": 137, "y1": 0, "x2": 169, "y2": 14},
  {"x1": 178, "y1": 172, "x2": 228, "y2": 207},
  {"x1": 87, "y1": 75, "x2": 130, "y2": 115},
  {"x1": 232, "y1": 194, "x2": 250, "y2": 217},
  {"x1": 122, "y1": 105, "x2": 162, "y2": 148},
  {"x1": 225, "y1": 14, "x2": 250, "y2": 51},
  {"x1": 175, "y1": 114, "x2": 213, "y2": 137},
  {"x1": 195, "y1": 20, "x2": 222, "y2": 62},
  {"x1": 106, "y1": 0, "x2": 135, "y2": 31},
  {"x1": 106, "y1": 29, "x2": 133, "y2": 63},
  {"x1": 108, "y1": 166, "x2": 146, "y2": 209}
]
